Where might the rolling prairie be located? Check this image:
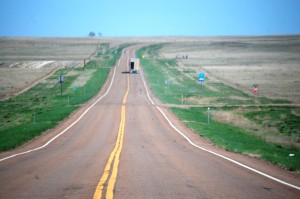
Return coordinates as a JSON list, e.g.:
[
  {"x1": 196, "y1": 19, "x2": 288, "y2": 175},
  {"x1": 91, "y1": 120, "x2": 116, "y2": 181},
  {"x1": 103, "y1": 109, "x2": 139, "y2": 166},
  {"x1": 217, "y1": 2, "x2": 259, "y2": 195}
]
[
  {"x1": 160, "y1": 35, "x2": 300, "y2": 103},
  {"x1": 0, "y1": 37, "x2": 100, "y2": 98}
]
